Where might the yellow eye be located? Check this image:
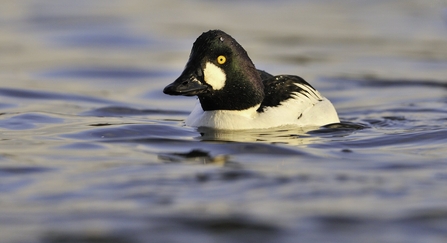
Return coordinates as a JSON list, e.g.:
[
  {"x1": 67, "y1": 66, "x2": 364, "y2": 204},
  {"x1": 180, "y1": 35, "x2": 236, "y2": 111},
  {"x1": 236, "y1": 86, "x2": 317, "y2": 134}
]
[{"x1": 217, "y1": 55, "x2": 226, "y2": 64}]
